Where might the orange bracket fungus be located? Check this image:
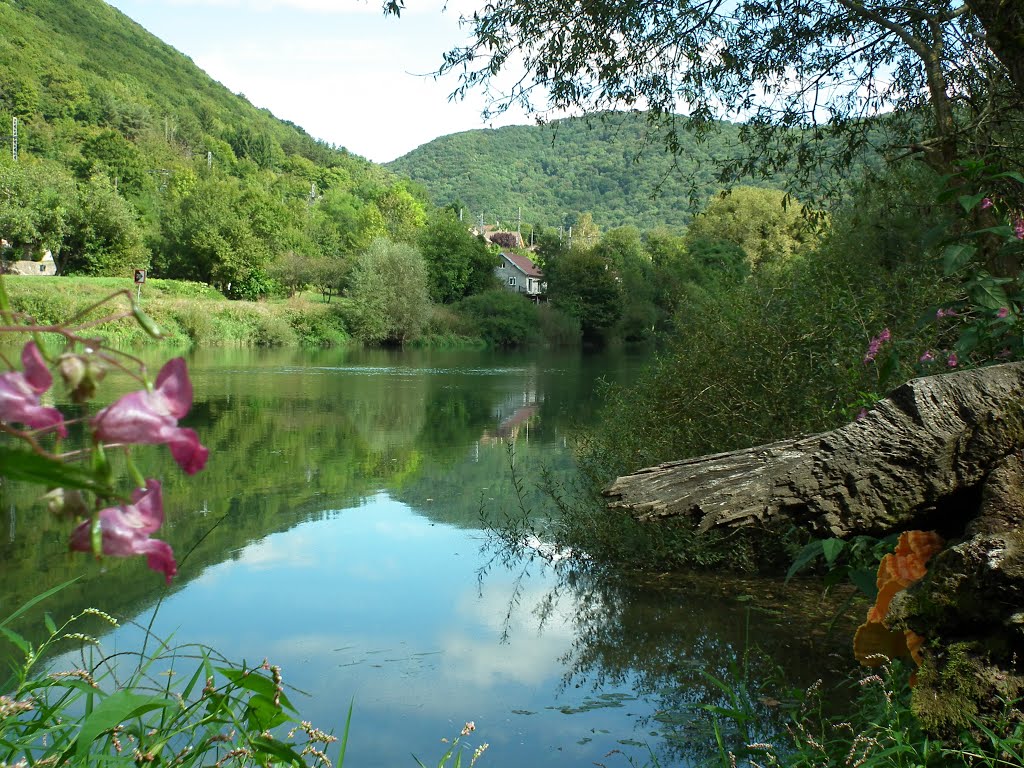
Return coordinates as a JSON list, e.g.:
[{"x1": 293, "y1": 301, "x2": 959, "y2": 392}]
[{"x1": 853, "y1": 530, "x2": 944, "y2": 670}]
